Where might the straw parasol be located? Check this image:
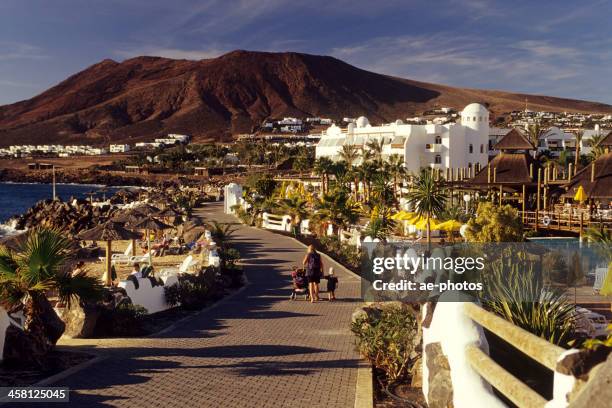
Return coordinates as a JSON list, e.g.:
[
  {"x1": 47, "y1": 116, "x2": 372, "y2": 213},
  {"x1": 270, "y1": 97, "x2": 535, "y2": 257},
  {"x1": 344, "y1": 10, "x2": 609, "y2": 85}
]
[
  {"x1": 131, "y1": 216, "x2": 173, "y2": 266},
  {"x1": 78, "y1": 221, "x2": 141, "y2": 286},
  {"x1": 133, "y1": 204, "x2": 161, "y2": 216},
  {"x1": 573, "y1": 185, "x2": 586, "y2": 204},
  {"x1": 156, "y1": 207, "x2": 182, "y2": 218}
]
